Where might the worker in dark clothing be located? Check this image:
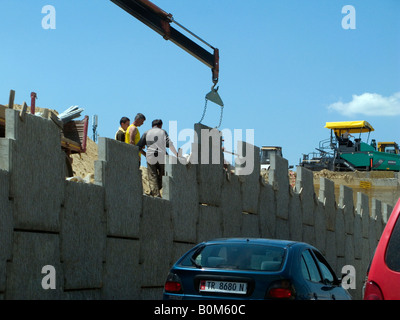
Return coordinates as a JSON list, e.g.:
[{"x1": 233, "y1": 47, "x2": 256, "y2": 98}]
[
  {"x1": 137, "y1": 119, "x2": 178, "y2": 197},
  {"x1": 115, "y1": 116, "x2": 130, "y2": 142}
]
